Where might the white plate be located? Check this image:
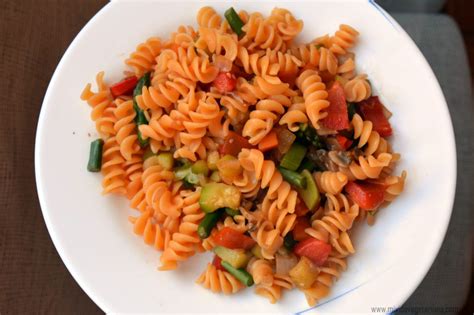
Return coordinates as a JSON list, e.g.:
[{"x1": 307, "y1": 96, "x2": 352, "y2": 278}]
[{"x1": 35, "y1": 0, "x2": 456, "y2": 313}]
